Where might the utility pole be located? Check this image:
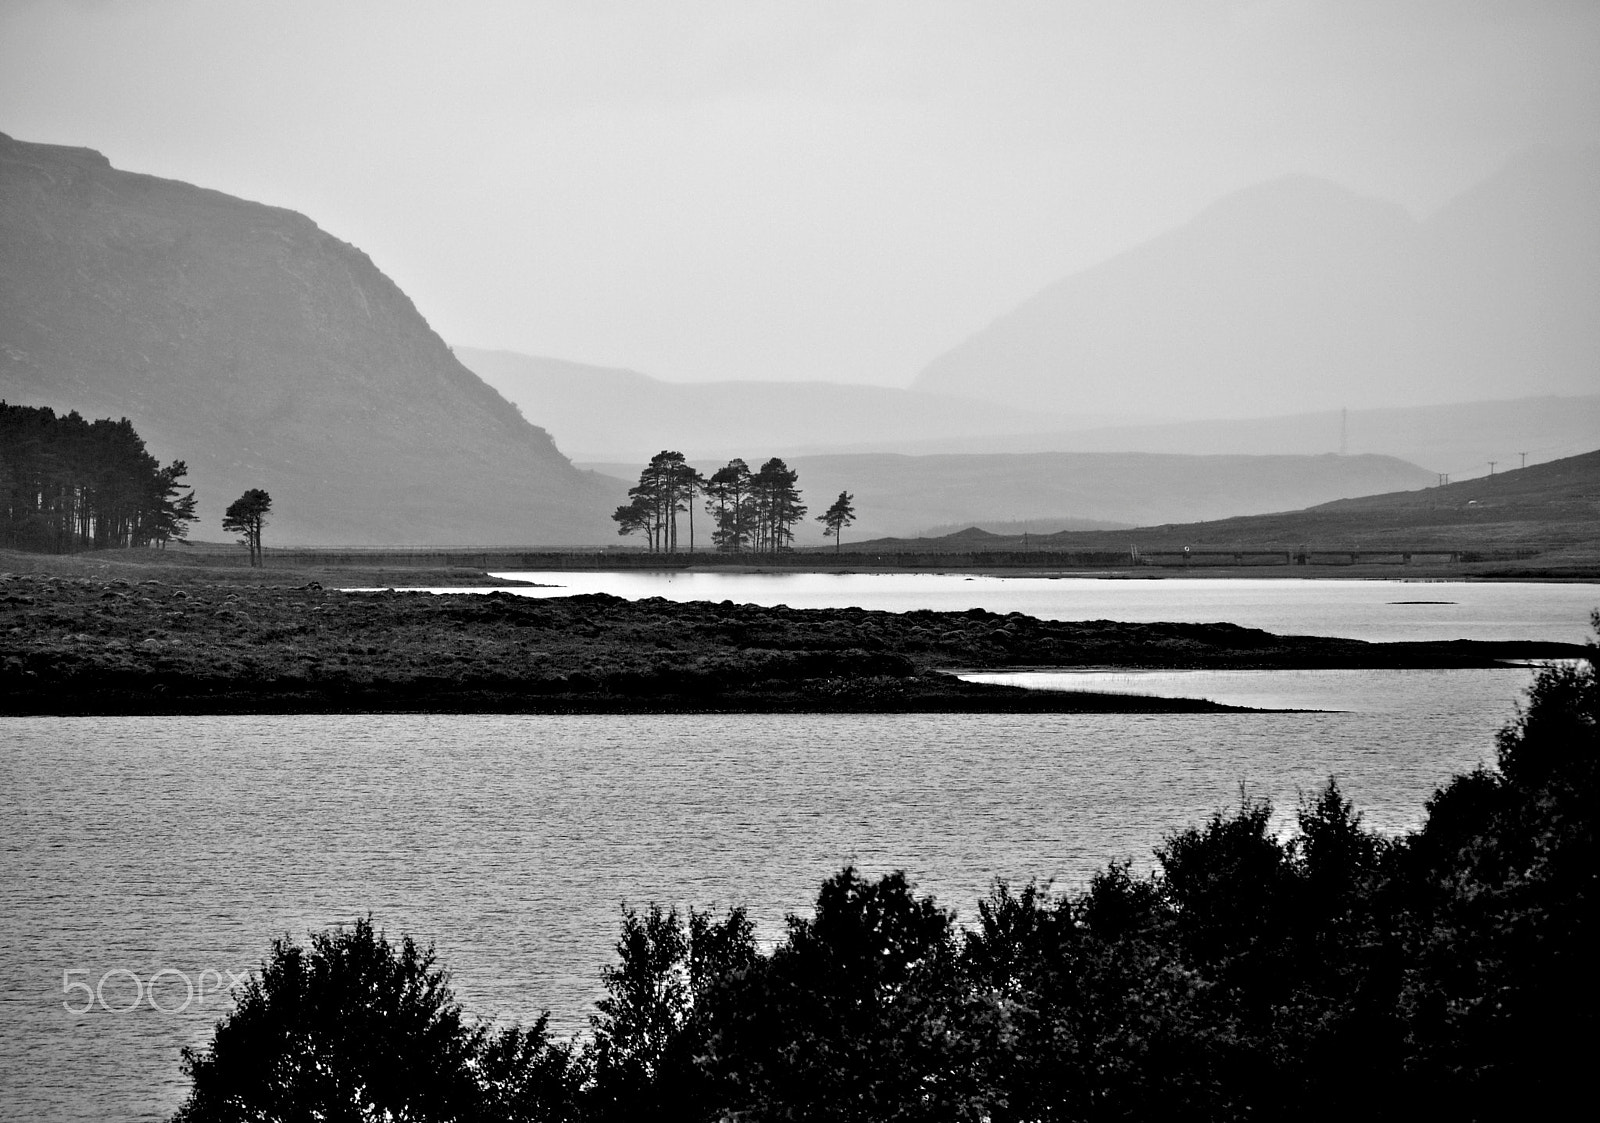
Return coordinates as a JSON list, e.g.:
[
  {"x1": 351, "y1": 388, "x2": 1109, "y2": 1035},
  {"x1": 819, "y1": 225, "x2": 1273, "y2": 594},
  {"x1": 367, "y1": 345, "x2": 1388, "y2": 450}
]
[
  {"x1": 1488, "y1": 460, "x2": 1497, "y2": 475},
  {"x1": 1519, "y1": 451, "x2": 1528, "y2": 469}
]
